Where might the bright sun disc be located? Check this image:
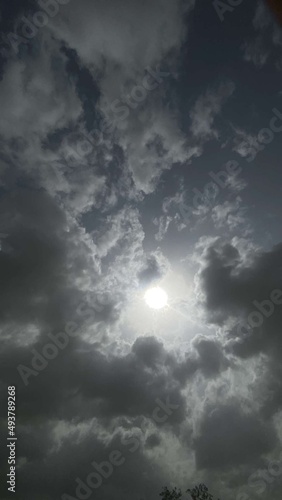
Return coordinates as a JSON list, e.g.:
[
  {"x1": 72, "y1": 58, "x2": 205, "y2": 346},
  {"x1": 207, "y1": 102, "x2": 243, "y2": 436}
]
[{"x1": 144, "y1": 287, "x2": 168, "y2": 310}]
